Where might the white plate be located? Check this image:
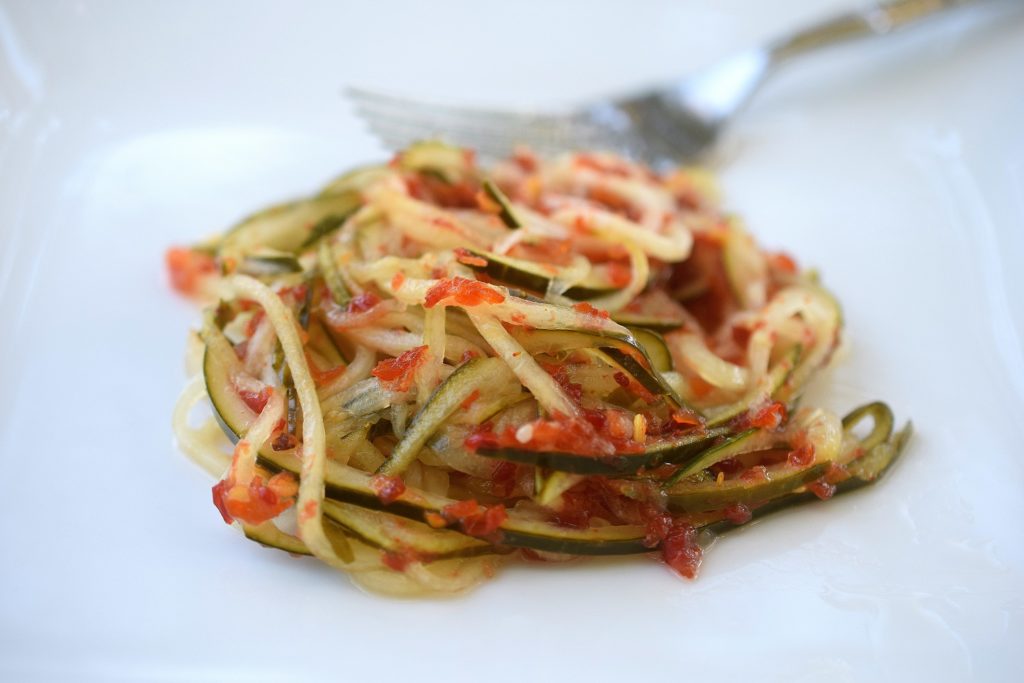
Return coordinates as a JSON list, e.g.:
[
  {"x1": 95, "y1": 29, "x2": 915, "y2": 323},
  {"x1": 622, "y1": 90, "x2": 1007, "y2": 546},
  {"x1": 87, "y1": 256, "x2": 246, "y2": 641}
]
[{"x1": 2, "y1": 1, "x2": 1022, "y2": 681}]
